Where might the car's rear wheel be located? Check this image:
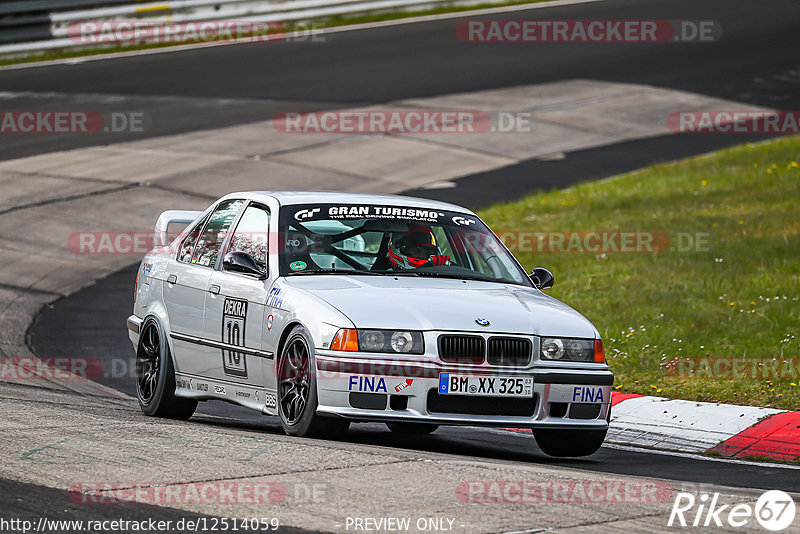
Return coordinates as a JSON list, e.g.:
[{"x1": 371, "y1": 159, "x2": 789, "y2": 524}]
[
  {"x1": 386, "y1": 422, "x2": 439, "y2": 434},
  {"x1": 278, "y1": 325, "x2": 349, "y2": 438},
  {"x1": 533, "y1": 428, "x2": 607, "y2": 457},
  {"x1": 136, "y1": 318, "x2": 197, "y2": 420}
]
